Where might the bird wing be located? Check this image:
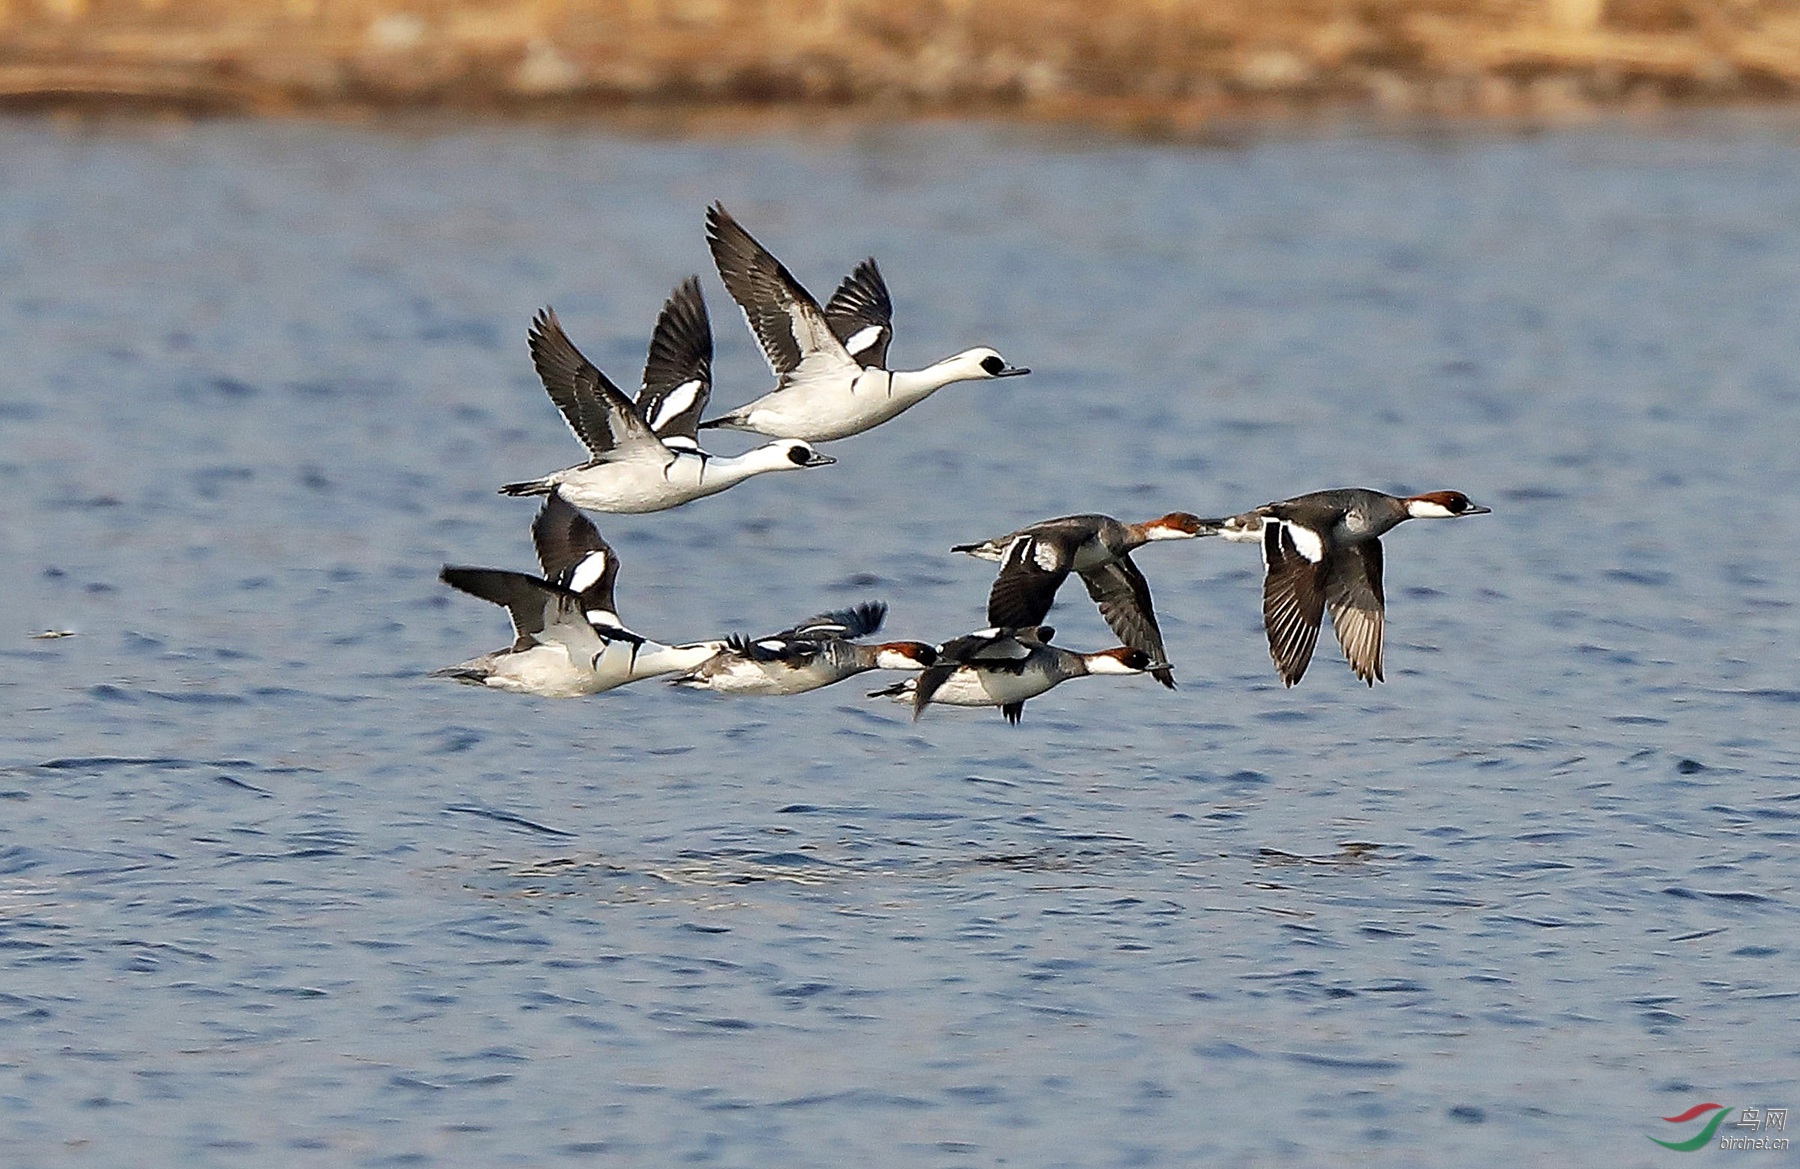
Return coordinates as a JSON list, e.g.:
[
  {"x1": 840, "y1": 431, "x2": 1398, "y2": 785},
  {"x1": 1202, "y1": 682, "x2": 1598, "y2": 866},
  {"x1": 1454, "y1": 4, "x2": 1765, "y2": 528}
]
[
  {"x1": 985, "y1": 531, "x2": 1077, "y2": 629},
  {"x1": 635, "y1": 276, "x2": 713, "y2": 450},
  {"x1": 775, "y1": 600, "x2": 888, "y2": 642},
  {"x1": 439, "y1": 566, "x2": 604, "y2": 659},
  {"x1": 725, "y1": 632, "x2": 822, "y2": 665},
  {"x1": 527, "y1": 308, "x2": 663, "y2": 462},
  {"x1": 1261, "y1": 521, "x2": 1329, "y2": 687},
  {"x1": 1078, "y1": 554, "x2": 1174, "y2": 689},
  {"x1": 1325, "y1": 540, "x2": 1386, "y2": 685},
  {"x1": 530, "y1": 490, "x2": 622, "y2": 620},
  {"x1": 939, "y1": 629, "x2": 1039, "y2": 674},
  {"x1": 705, "y1": 203, "x2": 860, "y2": 391},
  {"x1": 823, "y1": 257, "x2": 894, "y2": 370},
  {"x1": 910, "y1": 663, "x2": 955, "y2": 718}
]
